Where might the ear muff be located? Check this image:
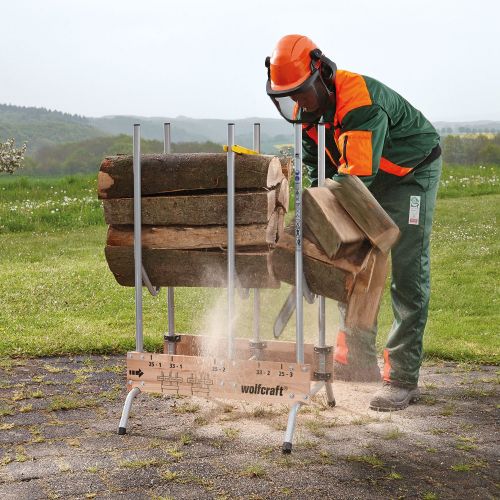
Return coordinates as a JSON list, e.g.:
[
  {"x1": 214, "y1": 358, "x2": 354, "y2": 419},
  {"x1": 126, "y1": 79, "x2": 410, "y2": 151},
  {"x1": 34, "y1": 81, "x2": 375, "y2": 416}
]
[
  {"x1": 265, "y1": 56, "x2": 271, "y2": 80},
  {"x1": 309, "y1": 49, "x2": 337, "y2": 88}
]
